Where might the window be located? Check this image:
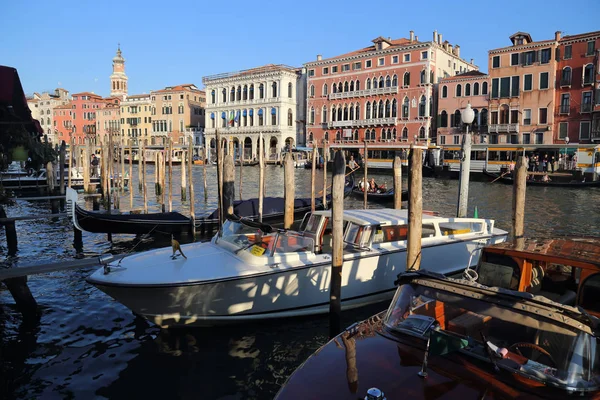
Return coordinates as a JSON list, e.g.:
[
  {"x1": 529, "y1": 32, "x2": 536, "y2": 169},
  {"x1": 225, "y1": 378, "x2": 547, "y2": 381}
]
[
  {"x1": 402, "y1": 97, "x2": 409, "y2": 118},
  {"x1": 453, "y1": 135, "x2": 460, "y2": 145},
  {"x1": 259, "y1": 84, "x2": 264, "y2": 99},
  {"x1": 521, "y1": 74, "x2": 531, "y2": 91},
  {"x1": 288, "y1": 82, "x2": 293, "y2": 98},
  {"x1": 332, "y1": 66, "x2": 338, "y2": 73},
  {"x1": 323, "y1": 67, "x2": 329, "y2": 75},
  {"x1": 511, "y1": 53, "x2": 519, "y2": 66},
  {"x1": 584, "y1": 64, "x2": 594, "y2": 85},
  {"x1": 539, "y1": 108, "x2": 548, "y2": 124},
  {"x1": 392, "y1": 55, "x2": 399, "y2": 64},
  {"x1": 403, "y1": 72, "x2": 410, "y2": 86},
  {"x1": 492, "y1": 55, "x2": 500, "y2": 68},
  {"x1": 559, "y1": 122, "x2": 568, "y2": 138},
  {"x1": 539, "y1": 72, "x2": 549, "y2": 90},
  {"x1": 308, "y1": 69, "x2": 315, "y2": 77},
  {"x1": 523, "y1": 109, "x2": 531, "y2": 125},
  {"x1": 582, "y1": 91, "x2": 593, "y2": 112},
  {"x1": 272, "y1": 82, "x2": 277, "y2": 97},
  {"x1": 322, "y1": 106, "x2": 327, "y2": 123},
  {"x1": 564, "y1": 45, "x2": 572, "y2": 59},
  {"x1": 561, "y1": 67, "x2": 571, "y2": 86},
  {"x1": 540, "y1": 48, "x2": 551, "y2": 64},
  {"x1": 450, "y1": 110, "x2": 461, "y2": 127},
  {"x1": 342, "y1": 64, "x2": 350, "y2": 72},
  {"x1": 353, "y1": 62, "x2": 361, "y2": 70},
  {"x1": 465, "y1": 83, "x2": 471, "y2": 96},
  {"x1": 522, "y1": 133, "x2": 530, "y2": 144},
  {"x1": 211, "y1": 90, "x2": 215, "y2": 104},
  {"x1": 420, "y1": 70, "x2": 426, "y2": 85},
  {"x1": 378, "y1": 58, "x2": 384, "y2": 66},
  {"x1": 560, "y1": 93, "x2": 570, "y2": 114},
  {"x1": 421, "y1": 51, "x2": 428, "y2": 59},
  {"x1": 310, "y1": 85, "x2": 315, "y2": 97},
  {"x1": 439, "y1": 135, "x2": 446, "y2": 145},
  {"x1": 580, "y1": 121, "x2": 591, "y2": 139},
  {"x1": 365, "y1": 60, "x2": 372, "y2": 68},
  {"x1": 456, "y1": 84, "x2": 462, "y2": 97},
  {"x1": 510, "y1": 110, "x2": 518, "y2": 124},
  {"x1": 323, "y1": 83, "x2": 328, "y2": 96},
  {"x1": 442, "y1": 85, "x2": 448, "y2": 98},
  {"x1": 482, "y1": 82, "x2": 488, "y2": 95},
  {"x1": 271, "y1": 108, "x2": 277, "y2": 125},
  {"x1": 587, "y1": 40, "x2": 596, "y2": 56},
  {"x1": 440, "y1": 110, "x2": 448, "y2": 127},
  {"x1": 473, "y1": 82, "x2": 480, "y2": 96},
  {"x1": 392, "y1": 75, "x2": 397, "y2": 87},
  {"x1": 511, "y1": 76, "x2": 519, "y2": 97},
  {"x1": 418, "y1": 96, "x2": 426, "y2": 117},
  {"x1": 523, "y1": 51, "x2": 535, "y2": 66},
  {"x1": 500, "y1": 77, "x2": 510, "y2": 98},
  {"x1": 491, "y1": 78, "x2": 499, "y2": 98},
  {"x1": 403, "y1": 54, "x2": 410, "y2": 62}
]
